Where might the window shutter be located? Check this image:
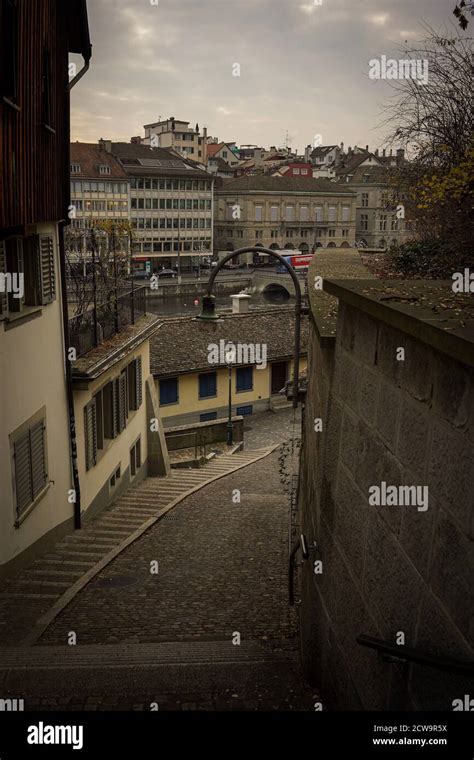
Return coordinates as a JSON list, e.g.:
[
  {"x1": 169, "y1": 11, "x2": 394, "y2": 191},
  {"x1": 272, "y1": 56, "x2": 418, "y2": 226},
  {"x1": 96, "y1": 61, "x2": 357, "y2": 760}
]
[
  {"x1": 84, "y1": 401, "x2": 97, "y2": 471},
  {"x1": 112, "y1": 379, "x2": 120, "y2": 436},
  {"x1": 38, "y1": 235, "x2": 56, "y2": 304},
  {"x1": 135, "y1": 357, "x2": 143, "y2": 409},
  {"x1": 118, "y1": 372, "x2": 127, "y2": 433},
  {"x1": 0, "y1": 241, "x2": 8, "y2": 319},
  {"x1": 14, "y1": 432, "x2": 33, "y2": 516},
  {"x1": 30, "y1": 421, "x2": 47, "y2": 498}
]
